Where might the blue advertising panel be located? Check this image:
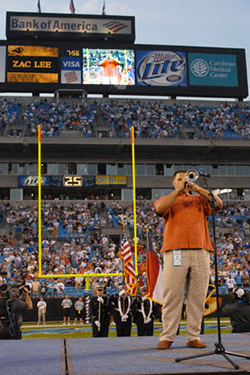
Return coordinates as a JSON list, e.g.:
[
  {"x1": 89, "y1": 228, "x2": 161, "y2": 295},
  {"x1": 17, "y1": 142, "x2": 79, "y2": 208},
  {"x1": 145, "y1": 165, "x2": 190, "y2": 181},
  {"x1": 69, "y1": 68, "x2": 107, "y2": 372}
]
[
  {"x1": 50, "y1": 175, "x2": 63, "y2": 186},
  {"x1": 136, "y1": 50, "x2": 187, "y2": 86},
  {"x1": 61, "y1": 57, "x2": 81, "y2": 84},
  {"x1": 61, "y1": 58, "x2": 81, "y2": 71},
  {"x1": 18, "y1": 176, "x2": 50, "y2": 186},
  {"x1": 82, "y1": 176, "x2": 95, "y2": 187},
  {"x1": 188, "y1": 53, "x2": 238, "y2": 87}
]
